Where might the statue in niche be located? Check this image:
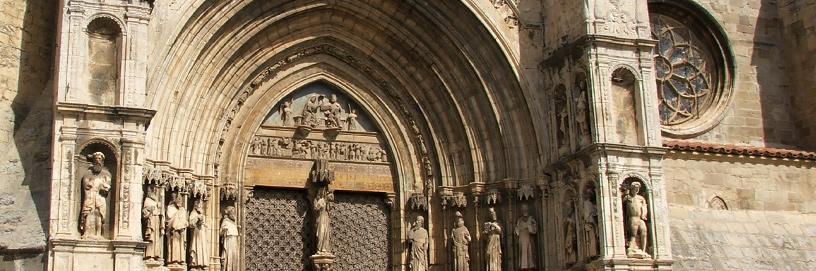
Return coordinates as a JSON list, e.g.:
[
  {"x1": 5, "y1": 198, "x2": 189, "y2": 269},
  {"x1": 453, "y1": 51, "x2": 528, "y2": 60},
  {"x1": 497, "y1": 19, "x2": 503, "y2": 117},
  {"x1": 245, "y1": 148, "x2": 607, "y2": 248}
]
[
  {"x1": 313, "y1": 188, "x2": 334, "y2": 255},
  {"x1": 575, "y1": 81, "x2": 591, "y2": 145},
  {"x1": 564, "y1": 202, "x2": 577, "y2": 265},
  {"x1": 407, "y1": 215, "x2": 429, "y2": 271},
  {"x1": 558, "y1": 103, "x2": 569, "y2": 150},
  {"x1": 166, "y1": 192, "x2": 188, "y2": 265},
  {"x1": 142, "y1": 186, "x2": 164, "y2": 261},
  {"x1": 623, "y1": 181, "x2": 650, "y2": 258},
  {"x1": 515, "y1": 204, "x2": 537, "y2": 270},
  {"x1": 188, "y1": 199, "x2": 209, "y2": 269},
  {"x1": 450, "y1": 211, "x2": 471, "y2": 271},
  {"x1": 483, "y1": 208, "x2": 502, "y2": 271},
  {"x1": 346, "y1": 108, "x2": 358, "y2": 131},
  {"x1": 280, "y1": 100, "x2": 293, "y2": 126},
  {"x1": 80, "y1": 152, "x2": 111, "y2": 240},
  {"x1": 220, "y1": 206, "x2": 240, "y2": 271},
  {"x1": 321, "y1": 94, "x2": 343, "y2": 129},
  {"x1": 300, "y1": 95, "x2": 321, "y2": 128},
  {"x1": 583, "y1": 189, "x2": 599, "y2": 259}
]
